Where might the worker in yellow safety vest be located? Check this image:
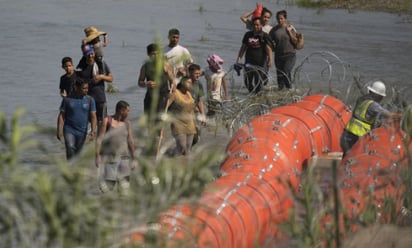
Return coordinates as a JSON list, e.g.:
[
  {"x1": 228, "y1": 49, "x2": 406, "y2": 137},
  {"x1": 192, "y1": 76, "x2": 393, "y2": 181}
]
[
  {"x1": 340, "y1": 81, "x2": 400, "y2": 156},
  {"x1": 402, "y1": 104, "x2": 412, "y2": 137}
]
